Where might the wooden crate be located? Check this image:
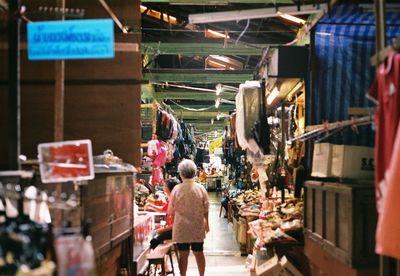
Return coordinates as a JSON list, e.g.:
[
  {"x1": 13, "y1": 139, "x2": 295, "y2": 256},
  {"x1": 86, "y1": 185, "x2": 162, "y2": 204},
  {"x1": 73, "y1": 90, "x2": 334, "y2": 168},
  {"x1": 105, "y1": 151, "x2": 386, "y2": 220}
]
[
  {"x1": 81, "y1": 172, "x2": 133, "y2": 257},
  {"x1": 305, "y1": 233, "x2": 379, "y2": 276},
  {"x1": 304, "y1": 181, "x2": 378, "y2": 268}
]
